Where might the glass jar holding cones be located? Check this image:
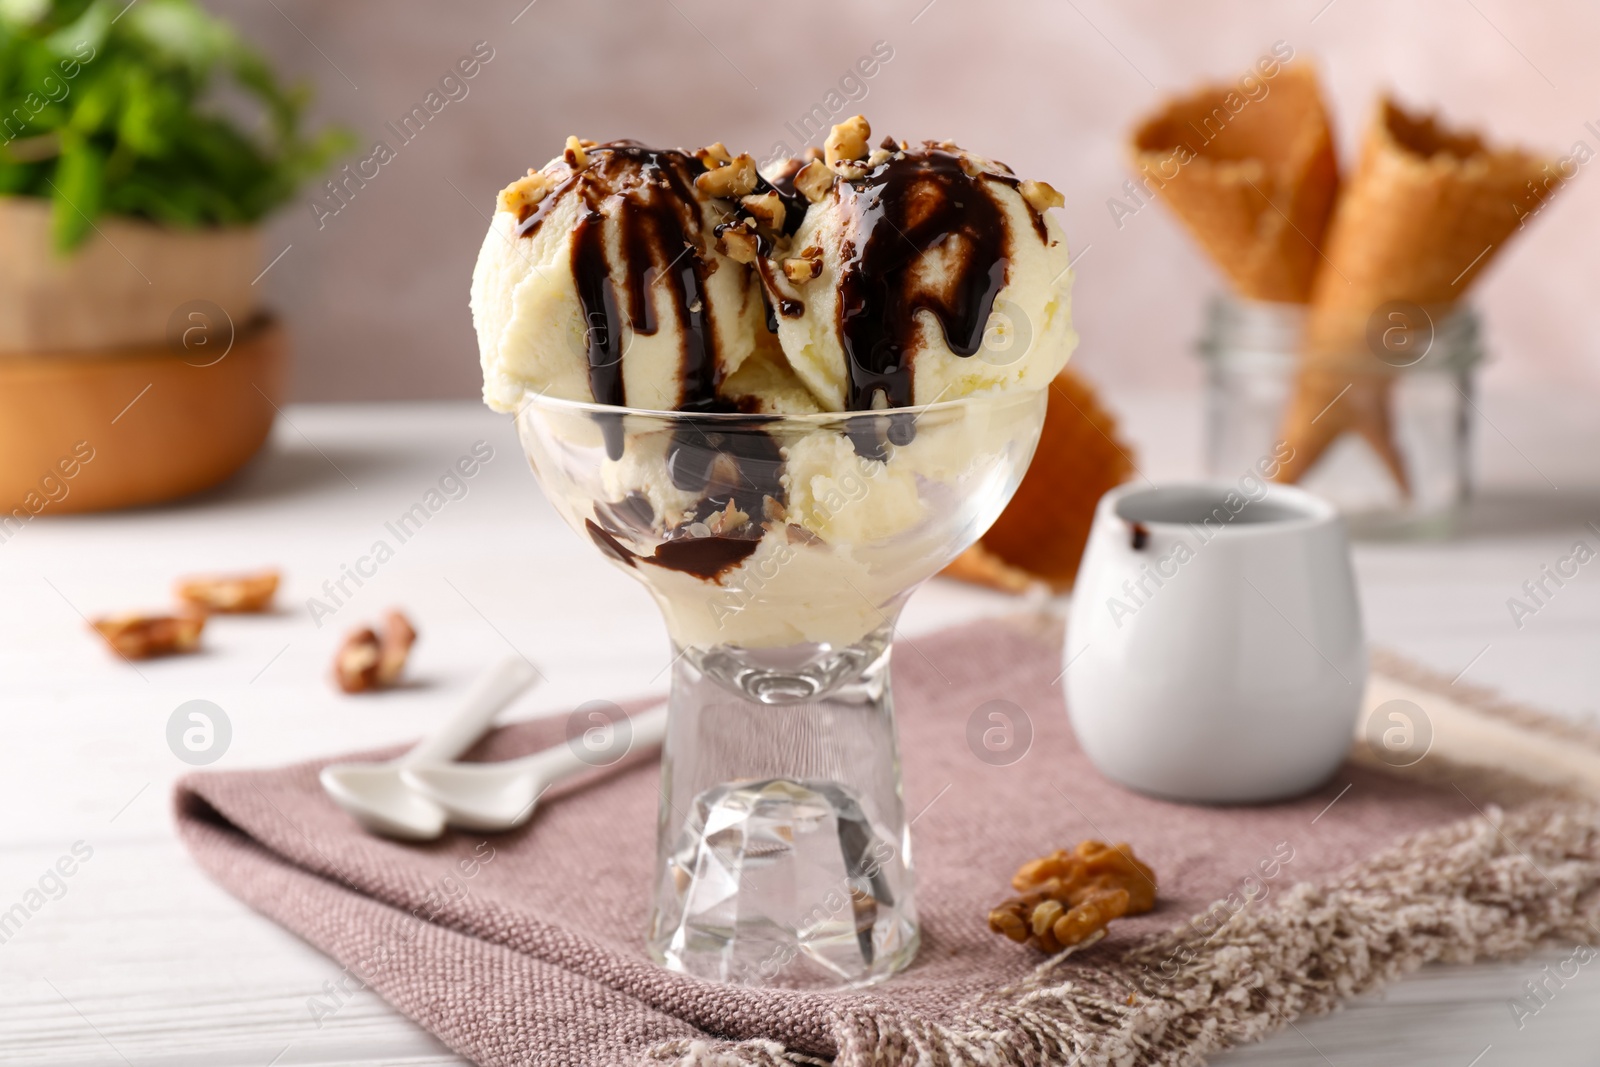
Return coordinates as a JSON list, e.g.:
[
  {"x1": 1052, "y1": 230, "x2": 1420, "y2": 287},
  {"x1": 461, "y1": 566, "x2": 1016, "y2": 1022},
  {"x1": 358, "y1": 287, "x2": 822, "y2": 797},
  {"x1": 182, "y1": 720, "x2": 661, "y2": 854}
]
[
  {"x1": 1129, "y1": 57, "x2": 1559, "y2": 539},
  {"x1": 1199, "y1": 295, "x2": 1484, "y2": 537}
]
